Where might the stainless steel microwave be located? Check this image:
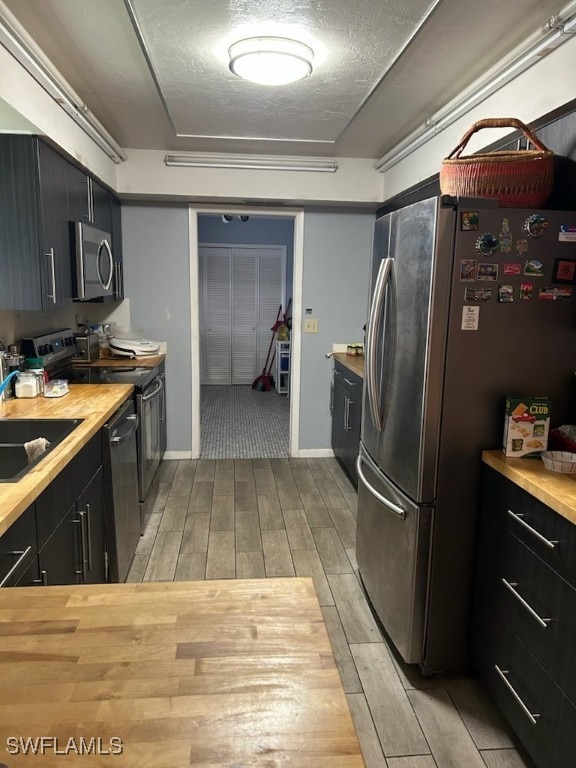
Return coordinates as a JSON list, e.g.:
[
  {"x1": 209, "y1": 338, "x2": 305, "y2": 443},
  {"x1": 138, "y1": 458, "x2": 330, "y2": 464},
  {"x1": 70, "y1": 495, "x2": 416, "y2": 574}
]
[{"x1": 74, "y1": 222, "x2": 115, "y2": 300}]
